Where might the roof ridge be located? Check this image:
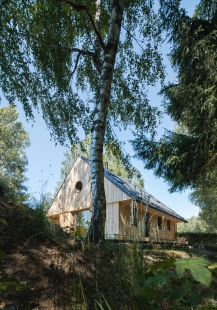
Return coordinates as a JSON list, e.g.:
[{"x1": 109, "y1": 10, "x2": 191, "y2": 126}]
[{"x1": 79, "y1": 155, "x2": 187, "y2": 222}]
